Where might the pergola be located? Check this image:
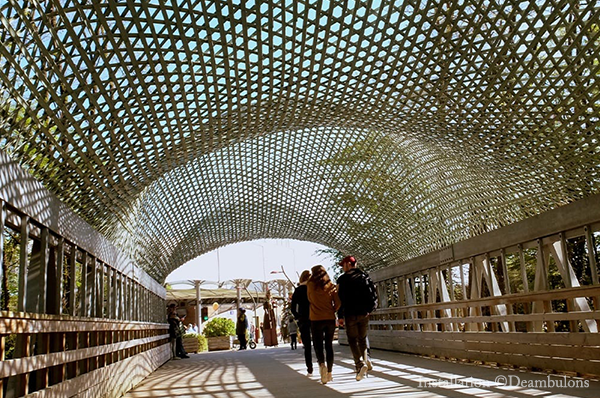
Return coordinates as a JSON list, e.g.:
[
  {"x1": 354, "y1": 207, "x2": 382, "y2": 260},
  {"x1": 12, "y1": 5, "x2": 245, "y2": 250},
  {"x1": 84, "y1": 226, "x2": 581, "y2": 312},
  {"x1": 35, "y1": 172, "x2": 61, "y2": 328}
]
[
  {"x1": 1, "y1": 0, "x2": 598, "y2": 283},
  {"x1": 1, "y1": 2, "x2": 600, "y2": 396}
]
